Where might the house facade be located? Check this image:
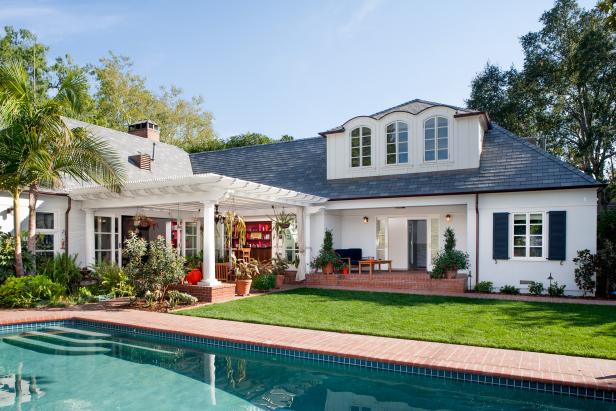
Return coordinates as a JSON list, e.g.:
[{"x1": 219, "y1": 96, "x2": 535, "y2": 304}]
[{"x1": 0, "y1": 99, "x2": 601, "y2": 295}]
